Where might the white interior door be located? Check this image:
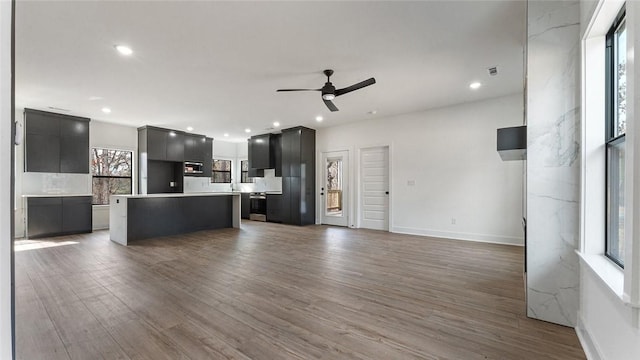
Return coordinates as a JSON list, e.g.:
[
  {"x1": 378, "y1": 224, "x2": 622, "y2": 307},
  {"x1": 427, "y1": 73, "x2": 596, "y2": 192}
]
[
  {"x1": 321, "y1": 151, "x2": 349, "y2": 227},
  {"x1": 360, "y1": 146, "x2": 389, "y2": 231}
]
